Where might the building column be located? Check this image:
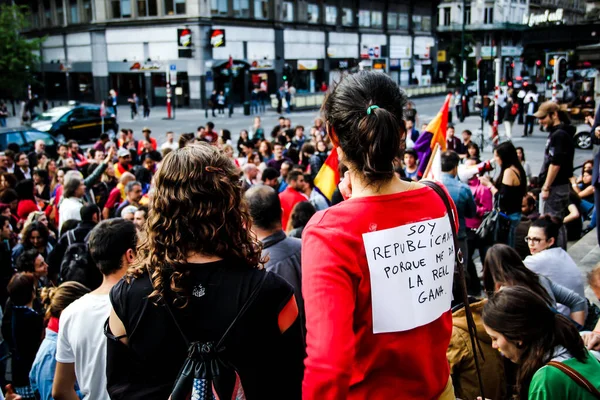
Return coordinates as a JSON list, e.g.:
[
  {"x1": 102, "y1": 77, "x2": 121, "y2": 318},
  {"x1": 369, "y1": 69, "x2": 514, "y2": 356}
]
[
  {"x1": 188, "y1": 24, "x2": 213, "y2": 109},
  {"x1": 324, "y1": 31, "x2": 331, "y2": 85},
  {"x1": 91, "y1": 29, "x2": 109, "y2": 104},
  {"x1": 274, "y1": 27, "x2": 284, "y2": 87}
]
